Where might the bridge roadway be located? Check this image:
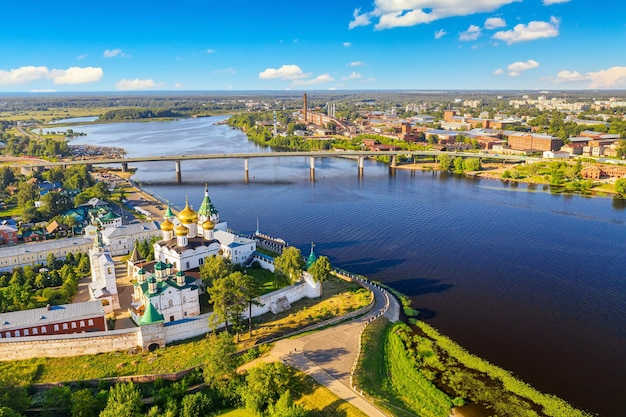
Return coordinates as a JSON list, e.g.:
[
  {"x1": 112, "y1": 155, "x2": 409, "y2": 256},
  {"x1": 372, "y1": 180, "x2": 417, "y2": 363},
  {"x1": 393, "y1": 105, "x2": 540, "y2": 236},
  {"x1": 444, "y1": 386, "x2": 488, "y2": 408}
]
[
  {"x1": 9, "y1": 150, "x2": 537, "y2": 183},
  {"x1": 8, "y1": 150, "x2": 537, "y2": 168}
]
